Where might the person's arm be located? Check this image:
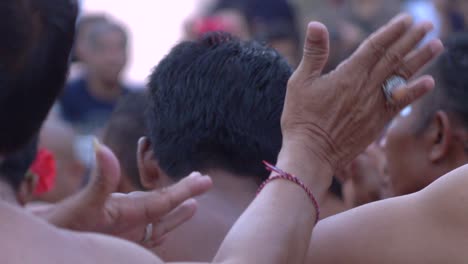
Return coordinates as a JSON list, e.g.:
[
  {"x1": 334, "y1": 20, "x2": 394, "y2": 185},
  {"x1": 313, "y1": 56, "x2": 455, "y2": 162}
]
[
  {"x1": 214, "y1": 14, "x2": 441, "y2": 264},
  {"x1": 308, "y1": 164, "x2": 468, "y2": 264}
]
